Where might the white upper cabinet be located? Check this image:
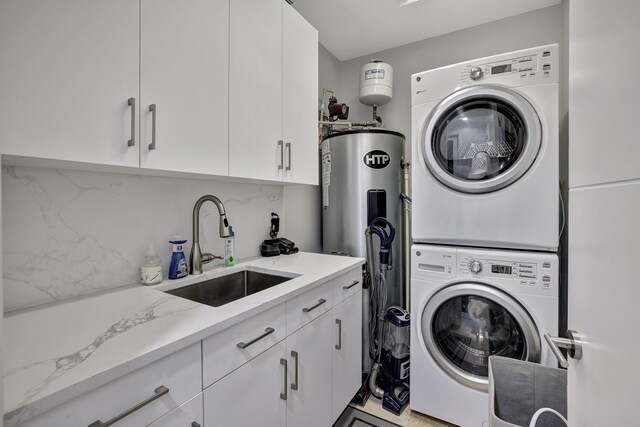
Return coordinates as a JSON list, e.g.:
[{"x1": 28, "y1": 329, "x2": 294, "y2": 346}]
[
  {"x1": 140, "y1": 0, "x2": 229, "y2": 176},
  {"x1": 283, "y1": 4, "x2": 319, "y2": 185},
  {"x1": 0, "y1": 0, "x2": 140, "y2": 167},
  {"x1": 229, "y1": 0, "x2": 284, "y2": 182},
  {"x1": 229, "y1": 1, "x2": 319, "y2": 184}
]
